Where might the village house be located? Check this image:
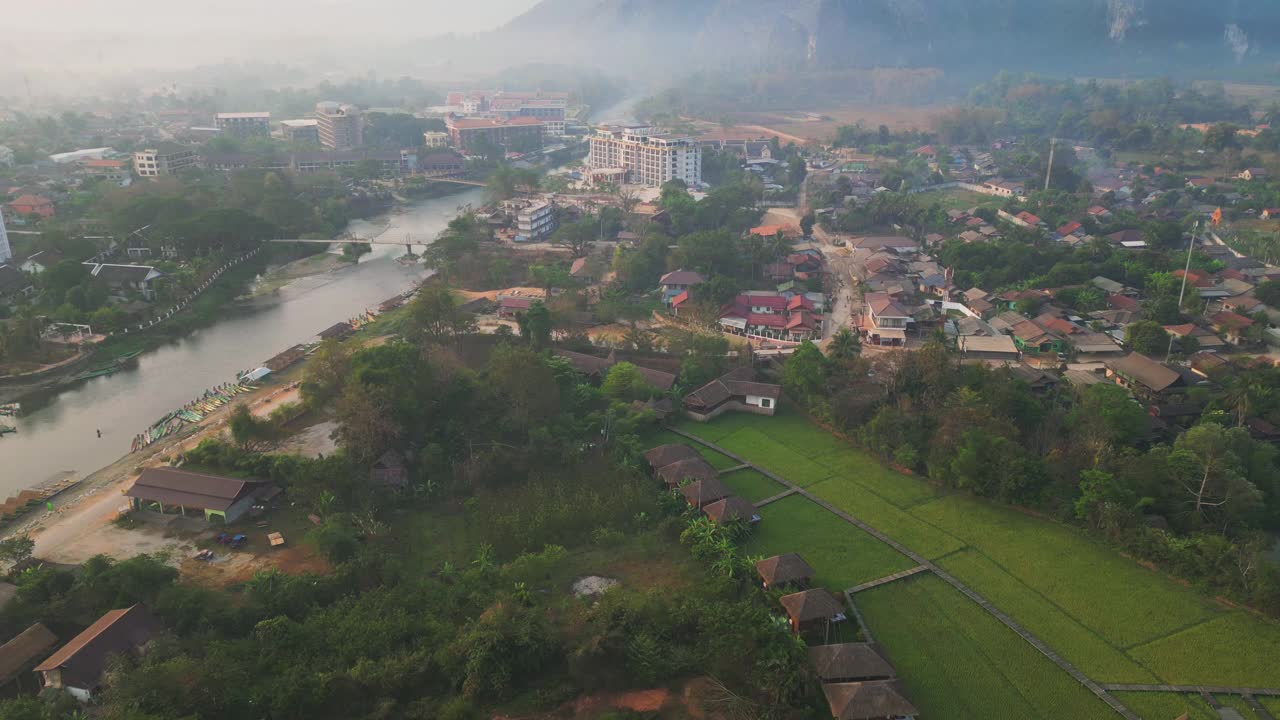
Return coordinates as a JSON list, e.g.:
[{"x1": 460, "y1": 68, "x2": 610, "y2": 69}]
[
  {"x1": 1208, "y1": 310, "x2": 1255, "y2": 346},
  {"x1": 860, "y1": 293, "x2": 913, "y2": 347},
  {"x1": 656, "y1": 457, "x2": 719, "y2": 489},
  {"x1": 35, "y1": 605, "x2": 161, "y2": 702},
  {"x1": 778, "y1": 588, "x2": 845, "y2": 636},
  {"x1": 553, "y1": 348, "x2": 677, "y2": 392},
  {"x1": 1261, "y1": 208, "x2": 1280, "y2": 220},
  {"x1": 1238, "y1": 168, "x2": 1268, "y2": 181},
  {"x1": 126, "y1": 467, "x2": 278, "y2": 523},
  {"x1": 683, "y1": 367, "x2": 781, "y2": 421},
  {"x1": 659, "y1": 269, "x2": 705, "y2": 306},
  {"x1": 821, "y1": 680, "x2": 919, "y2": 720},
  {"x1": 703, "y1": 495, "x2": 760, "y2": 524},
  {"x1": 6, "y1": 194, "x2": 54, "y2": 219},
  {"x1": 809, "y1": 643, "x2": 896, "y2": 684},
  {"x1": 1163, "y1": 323, "x2": 1227, "y2": 352},
  {"x1": 368, "y1": 451, "x2": 409, "y2": 489},
  {"x1": 680, "y1": 476, "x2": 732, "y2": 509},
  {"x1": 0, "y1": 623, "x2": 58, "y2": 694},
  {"x1": 718, "y1": 291, "x2": 824, "y2": 342},
  {"x1": 1105, "y1": 353, "x2": 1185, "y2": 402},
  {"x1": 643, "y1": 443, "x2": 698, "y2": 474},
  {"x1": 983, "y1": 179, "x2": 1025, "y2": 198},
  {"x1": 959, "y1": 334, "x2": 1020, "y2": 362}
]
